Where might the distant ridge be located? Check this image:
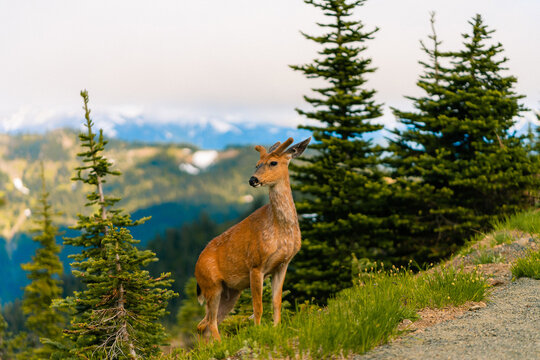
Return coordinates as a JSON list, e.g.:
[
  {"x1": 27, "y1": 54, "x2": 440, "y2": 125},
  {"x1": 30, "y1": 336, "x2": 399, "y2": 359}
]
[
  {"x1": 0, "y1": 113, "x2": 392, "y2": 149},
  {"x1": 108, "y1": 120, "x2": 314, "y2": 149}
]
